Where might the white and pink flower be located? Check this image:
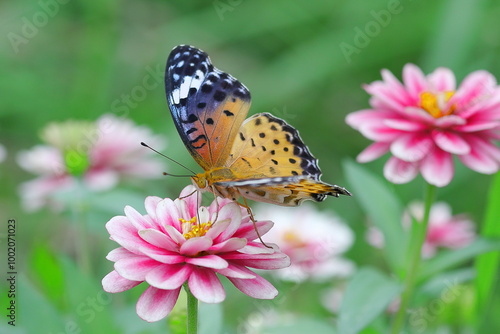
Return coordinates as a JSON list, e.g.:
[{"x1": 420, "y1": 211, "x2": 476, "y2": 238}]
[
  {"x1": 367, "y1": 201, "x2": 476, "y2": 258},
  {"x1": 346, "y1": 64, "x2": 500, "y2": 187},
  {"x1": 102, "y1": 186, "x2": 290, "y2": 322},
  {"x1": 17, "y1": 114, "x2": 165, "y2": 211},
  {"x1": 255, "y1": 204, "x2": 354, "y2": 282}
]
